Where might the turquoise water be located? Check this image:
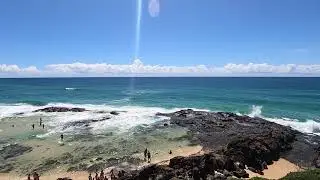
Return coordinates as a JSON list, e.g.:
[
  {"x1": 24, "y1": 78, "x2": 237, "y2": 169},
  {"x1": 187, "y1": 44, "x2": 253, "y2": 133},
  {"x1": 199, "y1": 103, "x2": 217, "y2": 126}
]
[{"x1": 0, "y1": 77, "x2": 320, "y2": 134}]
